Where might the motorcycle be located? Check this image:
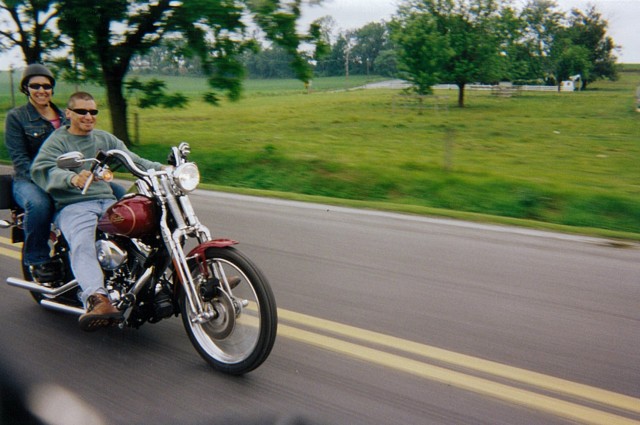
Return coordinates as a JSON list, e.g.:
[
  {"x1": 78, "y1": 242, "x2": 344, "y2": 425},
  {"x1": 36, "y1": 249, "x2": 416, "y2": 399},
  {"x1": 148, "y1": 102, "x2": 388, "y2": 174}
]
[{"x1": 0, "y1": 143, "x2": 277, "y2": 375}]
